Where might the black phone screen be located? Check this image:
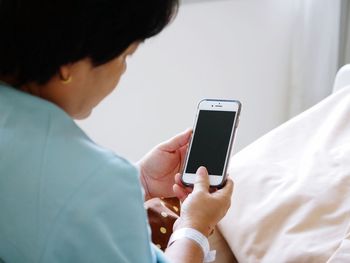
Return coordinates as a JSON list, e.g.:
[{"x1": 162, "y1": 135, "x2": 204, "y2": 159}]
[{"x1": 185, "y1": 110, "x2": 236, "y2": 176}]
